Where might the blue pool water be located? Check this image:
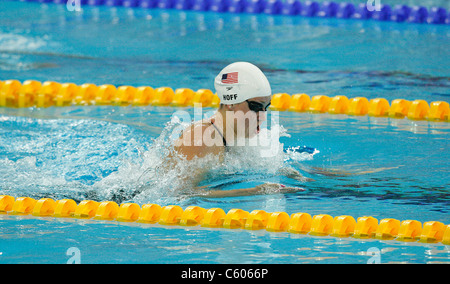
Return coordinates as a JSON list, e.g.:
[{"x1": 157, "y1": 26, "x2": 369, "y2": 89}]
[{"x1": 1, "y1": 1, "x2": 449, "y2": 263}]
